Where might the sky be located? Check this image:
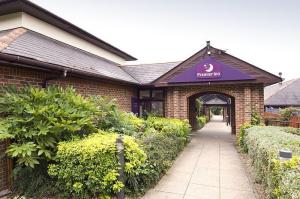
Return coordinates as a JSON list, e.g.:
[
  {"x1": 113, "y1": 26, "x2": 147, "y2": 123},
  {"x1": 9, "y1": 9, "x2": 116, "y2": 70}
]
[{"x1": 31, "y1": 0, "x2": 300, "y2": 80}]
